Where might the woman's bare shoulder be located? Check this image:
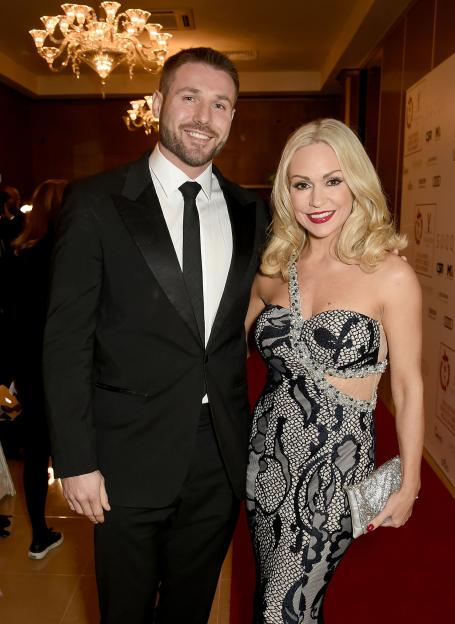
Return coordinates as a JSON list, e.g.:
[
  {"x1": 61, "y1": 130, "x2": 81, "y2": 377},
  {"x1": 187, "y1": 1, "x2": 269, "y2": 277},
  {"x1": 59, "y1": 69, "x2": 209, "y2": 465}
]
[
  {"x1": 378, "y1": 252, "x2": 417, "y2": 279},
  {"x1": 374, "y1": 253, "x2": 421, "y2": 297},
  {"x1": 253, "y1": 272, "x2": 287, "y2": 303}
]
